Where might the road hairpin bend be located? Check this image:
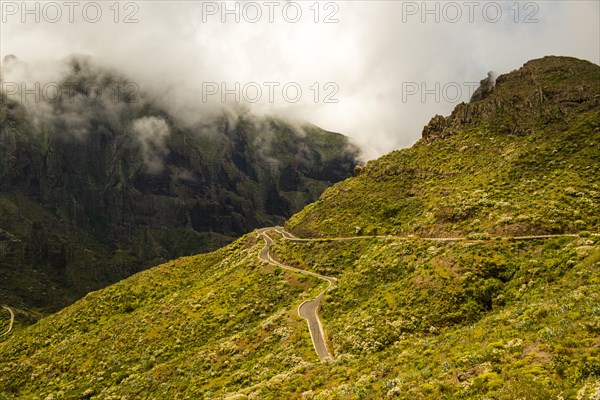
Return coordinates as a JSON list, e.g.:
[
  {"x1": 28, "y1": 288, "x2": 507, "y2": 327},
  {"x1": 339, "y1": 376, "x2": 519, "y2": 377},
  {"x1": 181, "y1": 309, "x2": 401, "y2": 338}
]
[{"x1": 257, "y1": 228, "x2": 336, "y2": 361}]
